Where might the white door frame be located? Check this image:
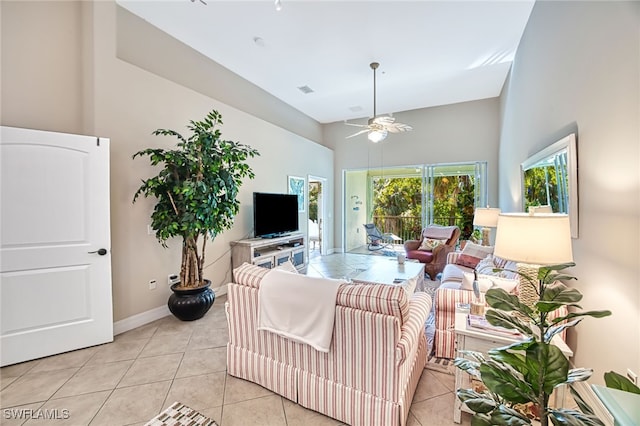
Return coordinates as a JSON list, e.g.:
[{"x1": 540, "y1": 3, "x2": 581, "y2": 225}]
[{"x1": 308, "y1": 175, "x2": 328, "y2": 256}]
